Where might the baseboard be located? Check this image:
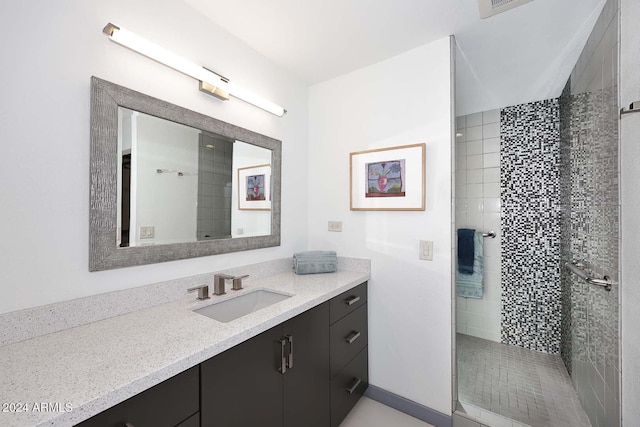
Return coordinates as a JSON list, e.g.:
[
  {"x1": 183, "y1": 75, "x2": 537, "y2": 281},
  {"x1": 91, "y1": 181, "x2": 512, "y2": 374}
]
[{"x1": 364, "y1": 385, "x2": 452, "y2": 427}]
